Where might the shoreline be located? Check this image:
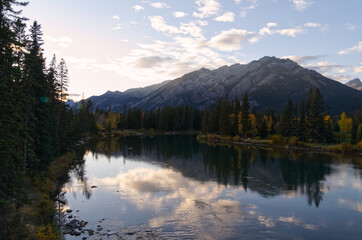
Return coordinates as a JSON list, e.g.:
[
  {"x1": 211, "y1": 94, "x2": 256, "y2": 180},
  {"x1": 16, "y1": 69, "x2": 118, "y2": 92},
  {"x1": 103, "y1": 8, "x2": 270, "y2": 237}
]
[{"x1": 196, "y1": 134, "x2": 362, "y2": 155}]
